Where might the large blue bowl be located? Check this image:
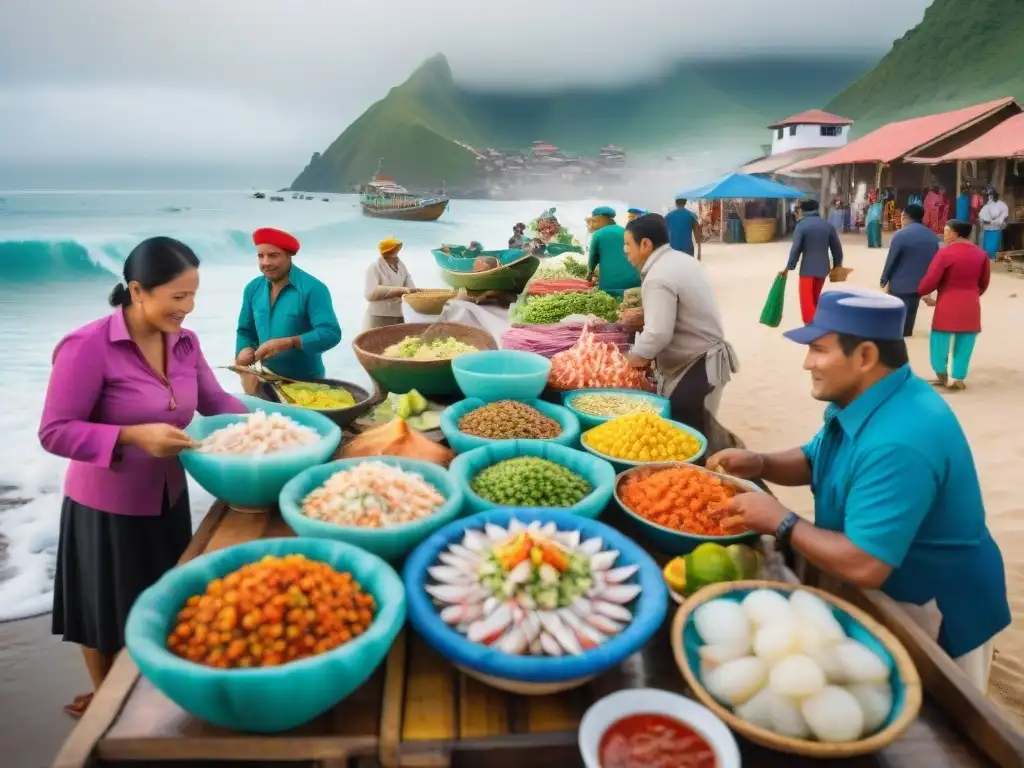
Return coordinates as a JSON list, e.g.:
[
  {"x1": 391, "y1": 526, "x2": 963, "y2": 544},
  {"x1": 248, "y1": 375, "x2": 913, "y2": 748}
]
[
  {"x1": 451, "y1": 350, "x2": 551, "y2": 402},
  {"x1": 125, "y1": 537, "x2": 406, "y2": 733},
  {"x1": 613, "y1": 463, "x2": 760, "y2": 555},
  {"x1": 181, "y1": 400, "x2": 341, "y2": 508},
  {"x1": 450, "y1": 440, "x2": 615, "y2": 519},
  {"x1": 404, "y1": 508, "x2": 668, "y2": 686},
  {"x1": 279, "y1": 457, "x2": 465, "y2": 562},
  {"x1": 562, "y1": 388, "x2": 671, "y2": 431},
  {"x1": 580, "y1": 417, "x2": 707, "y2": 473},
  {"x1": 440, "y1": 398, "x2": 581, "y2": 454}
]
